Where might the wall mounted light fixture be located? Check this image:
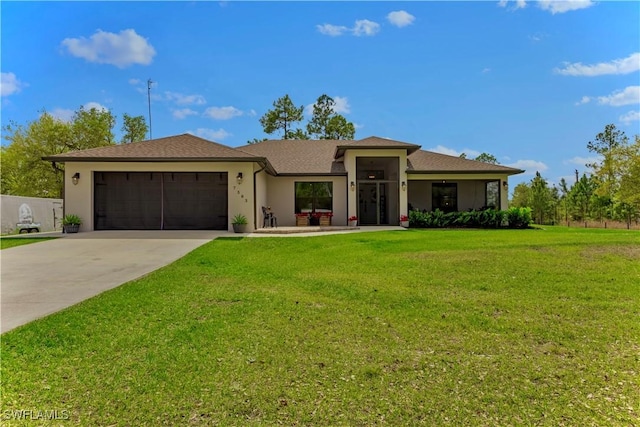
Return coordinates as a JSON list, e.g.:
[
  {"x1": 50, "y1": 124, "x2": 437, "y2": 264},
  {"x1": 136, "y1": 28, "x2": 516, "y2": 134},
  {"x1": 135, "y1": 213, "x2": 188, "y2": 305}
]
[
  {"x1": 236, "y1": 172, "x2": 243, "y2": 184},
  {"x1": 401, "y1": 181, "x2": 406, "y2": 191},
  {"x1": 72, "y1": 172, "x2": 80, "y2": 185},
  {"x1": 350, "y1": 181, "x2": 355, "y2": 191},
  {"x1": 502, "y1": 181, "x2": 508, "y2": 190}
]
